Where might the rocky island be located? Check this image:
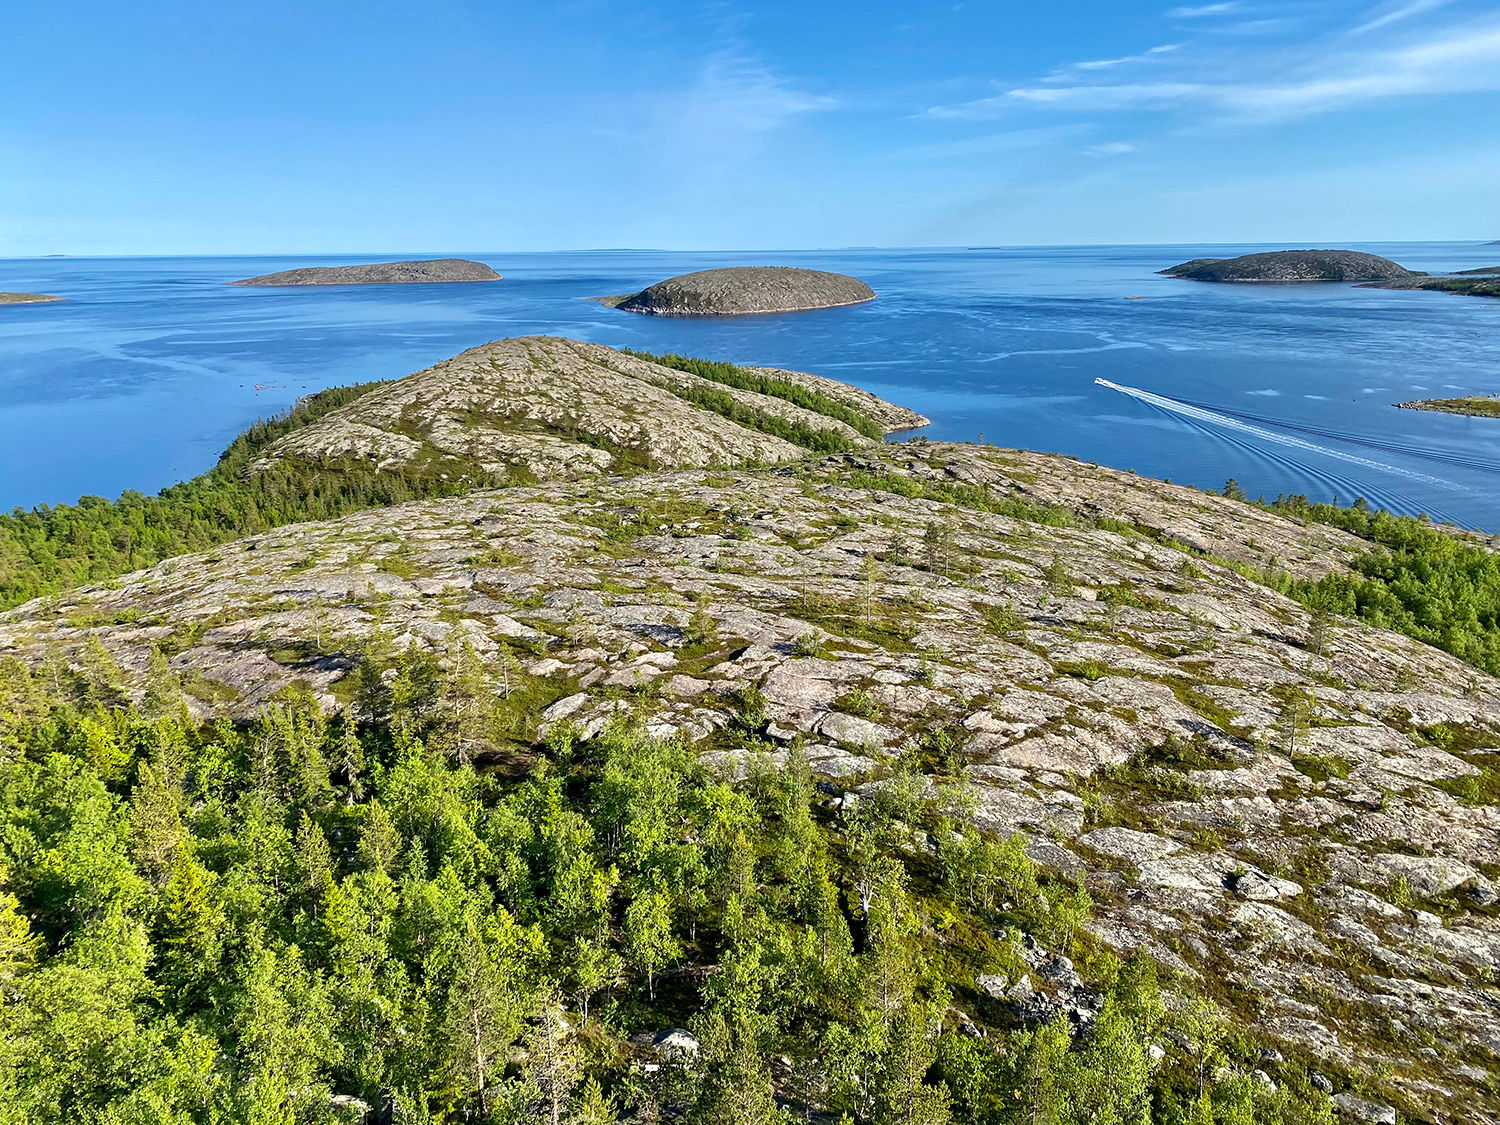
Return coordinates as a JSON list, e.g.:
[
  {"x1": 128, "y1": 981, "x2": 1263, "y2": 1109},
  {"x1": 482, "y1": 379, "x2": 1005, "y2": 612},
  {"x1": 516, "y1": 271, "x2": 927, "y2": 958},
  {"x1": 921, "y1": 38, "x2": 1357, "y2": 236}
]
[
  {"x1": 1364, "y1": 271, "x2": 1500, "y2": 300},
  {"x1": 230, "y1": 258, "x2": 501, "y2": 286},
  {"x1": 2, "y1": 339, "x2": 1497, "y2": 1125},
  {"x1": 601, "y1": 265, "x2": 875, "y2": 315},
  {"x1": 0, "y1": 292, "x2": 65, "y2": 304},
  {"x1": 1160, "y1": 250, "x2": 1414, "y2": 283},
  {"x1": 1396, "y1": 395, "x2": 1500, "y2": 417}
]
